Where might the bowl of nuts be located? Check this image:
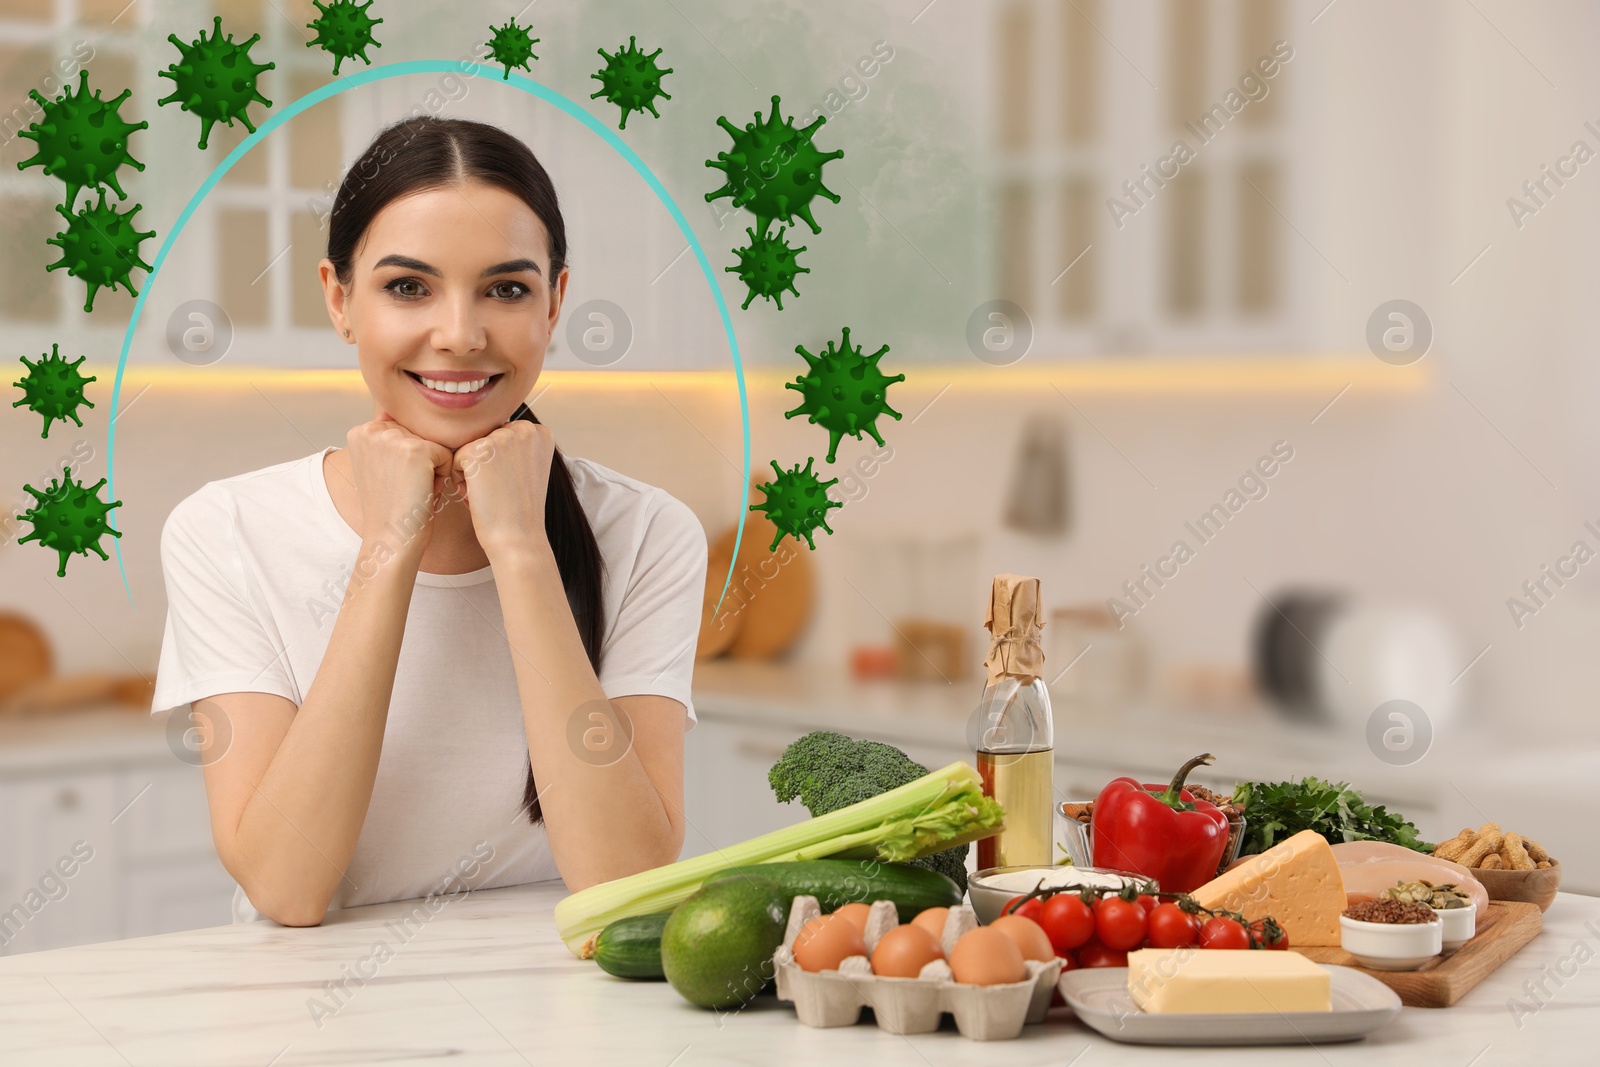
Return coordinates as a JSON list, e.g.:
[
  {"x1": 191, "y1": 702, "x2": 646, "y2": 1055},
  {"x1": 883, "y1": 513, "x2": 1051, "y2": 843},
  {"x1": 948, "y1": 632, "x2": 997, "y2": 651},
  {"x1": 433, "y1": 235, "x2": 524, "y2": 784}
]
[
  {"x1": 1058, "y1": 783, "x2": 1246, "y2": 878},
  {"x1": 1431, "y1": 823, "x2": 1561, "y2": 913}
]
